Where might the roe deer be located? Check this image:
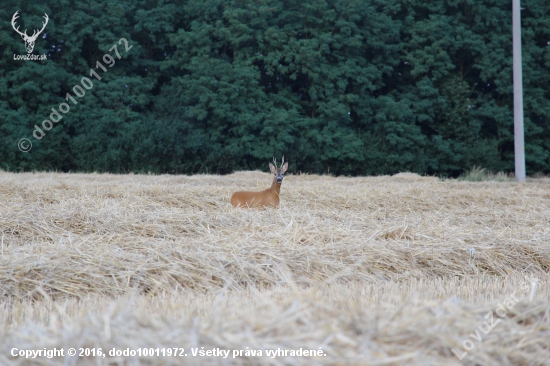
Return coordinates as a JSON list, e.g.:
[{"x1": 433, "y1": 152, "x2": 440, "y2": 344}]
[{"x1": 231, "y1": 157, "x2": 289, "y2": 208}]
